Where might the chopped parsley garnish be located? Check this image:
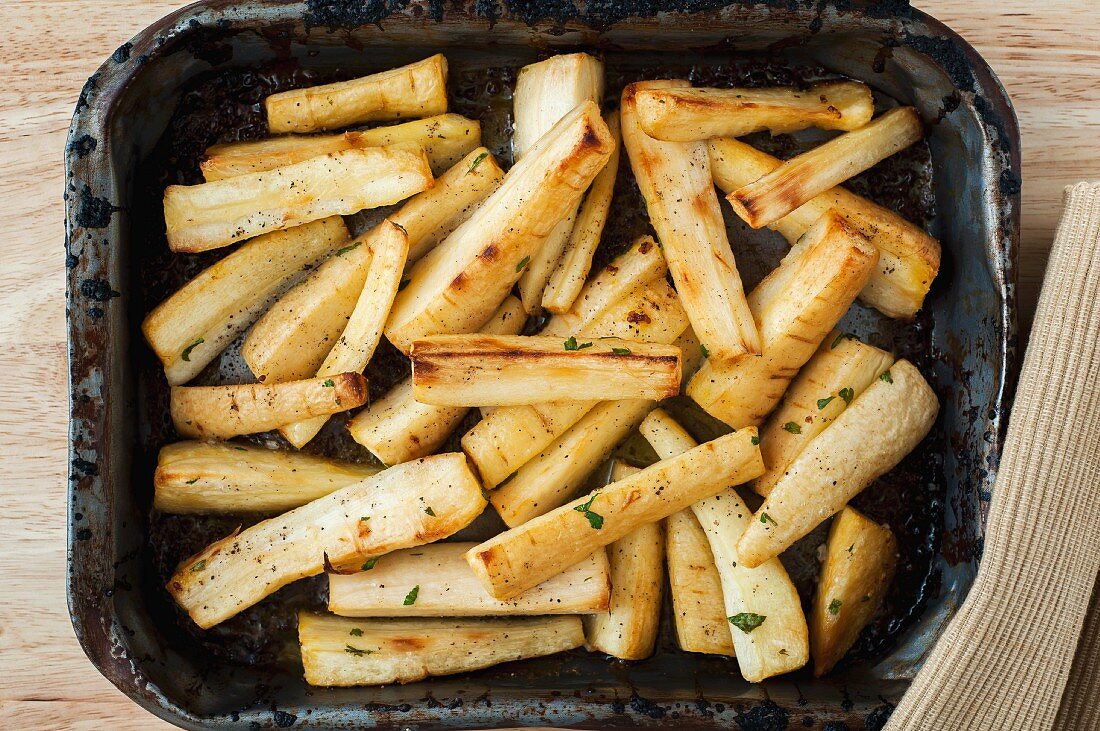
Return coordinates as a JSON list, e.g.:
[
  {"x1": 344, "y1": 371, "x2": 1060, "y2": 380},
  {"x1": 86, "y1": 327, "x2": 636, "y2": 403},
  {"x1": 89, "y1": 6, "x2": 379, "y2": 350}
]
[
  {"x1": 469, "y1": 151, "x2": 489, "y2": 172},
  {"x1": 190, "y1": 559, "x2": 207, "y2": 573},
  {"x1": 817, "y1": 396, "x2": 835, "y2": 409},
  {"x1": 573, "y1": 492, "x2": 604, "y2": 530},
  {"x1": 403, "y1": 585, "x2": 420, "y2": 605},
  {"x1": 828, "y1": 598, "x2": 842, "y2": 615},
  {"x1": 880, "y1": 370, "x2": 893, "y2": 383},
  {"x1": 335, "y1": 242, "x2": 361, "y2": 256},
  {"x1": 761, "y1": 512, "x2": 777, "y2": 526},
  {"x1": 516, "y1": 255, "x2": 531, "y2": 272},
  {"x1": 782, "y1": 421, "x2": 802, "y2": 434},
  {"x1": 728, "y1": 612, "x2": 767, "y2": 633},
  {"x1": 611, "y1": 347, "x2": 631, "y2": 355},
  {"x1": 751, "y1": 435, "x2": 761, "y2": 446},
  {"x1": 345, "y1": 644, "x2": 374, "y2": 656},
  {"x1": 322, "y1": 379, "x2": 335, "y2": 388},
  {"x1": 350, "y1": 628, "x2": 364, "y2": 637},
  {"x1": 360, "y1": 516, "x2": 370, "y2": 523},
  {"x1": 424, "y1": 506, "x2": 436, "y2": 516},
  {"x1": 361, "y1": 557, "x2": 378, "y2": 571},
  {"x1": 839, "y1": 387, "x2": 854, "y2": 405},
  {"x1": 700, "y1": 344, "x2": 711, "y2": 358},
  {"x1": 181, "y1": 338, "x2": 204, "y2": 362},
  {"x1": 564, "y1": 336, "x2": 593, "y2": 351},
  {"x1": 831, "y1": 332, "x2": 856, "y2": 349}
]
